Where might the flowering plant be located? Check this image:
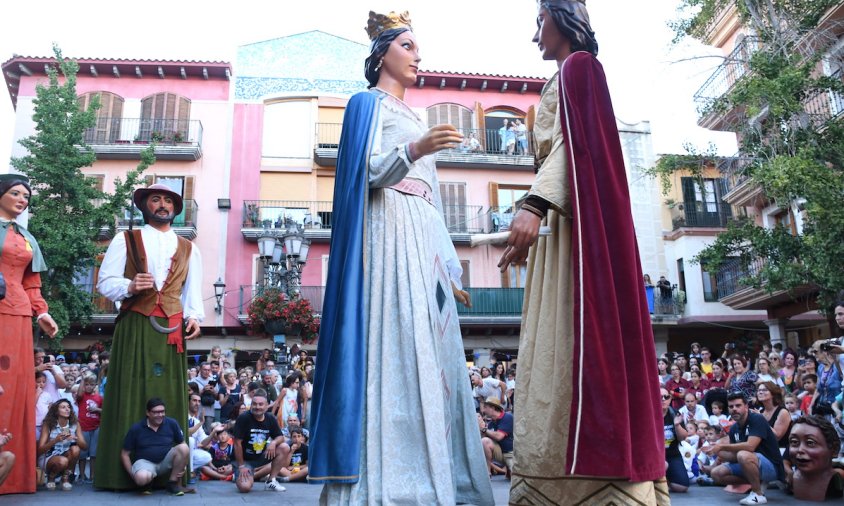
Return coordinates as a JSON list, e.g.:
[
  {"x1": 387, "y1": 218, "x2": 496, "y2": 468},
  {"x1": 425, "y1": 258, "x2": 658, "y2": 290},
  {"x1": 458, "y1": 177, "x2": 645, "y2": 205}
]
[{"x1": 247, "y1": 289, "x2": 320, "y2": 344}]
